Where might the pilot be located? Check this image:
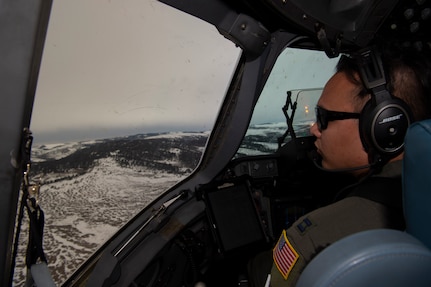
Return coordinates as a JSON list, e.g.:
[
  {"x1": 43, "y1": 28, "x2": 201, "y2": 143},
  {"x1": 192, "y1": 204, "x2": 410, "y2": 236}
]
[{"x1": 248, "y1": 45, "x2": 431, "y2": 287}]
